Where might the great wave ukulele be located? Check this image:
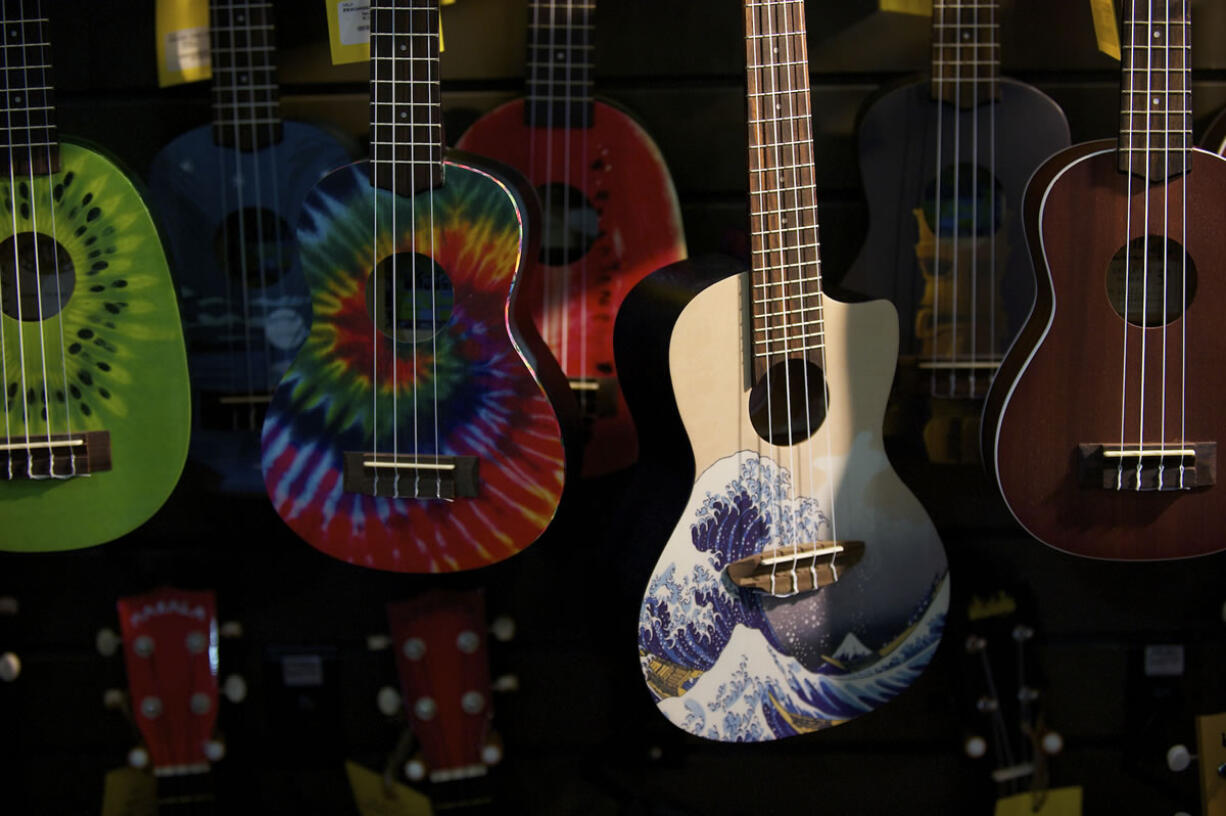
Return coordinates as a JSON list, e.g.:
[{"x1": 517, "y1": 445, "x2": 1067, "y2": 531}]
[{"x1": 635, "y1": 0, "x2": 948, "y2": 742}]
